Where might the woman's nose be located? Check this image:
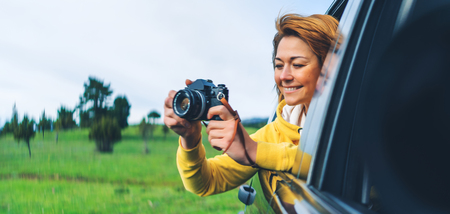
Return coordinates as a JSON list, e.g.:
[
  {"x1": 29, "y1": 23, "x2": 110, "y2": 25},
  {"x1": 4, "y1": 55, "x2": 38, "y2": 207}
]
[{"x1": 280, "y1": 66, "x2": 293, "y2": 81}]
